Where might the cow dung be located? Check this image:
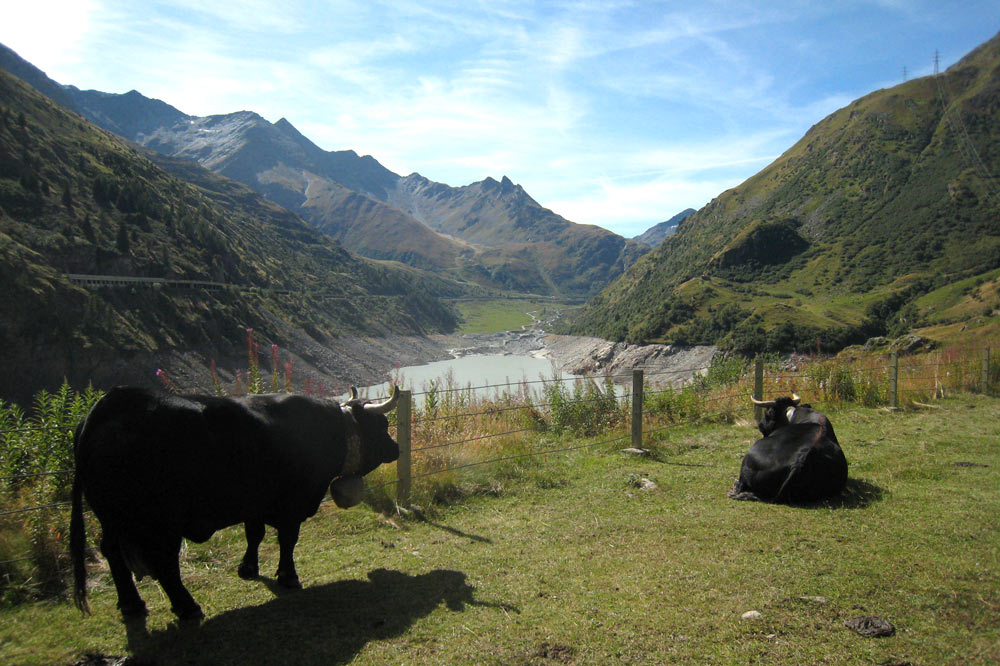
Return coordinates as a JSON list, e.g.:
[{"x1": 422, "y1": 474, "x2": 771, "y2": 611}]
[
  {"x1": 330, "y1": 476, "x2": 365, "y2": 508},
  {"x1": 845, "y1": 615, "x2": 896, "y2": 637}
]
